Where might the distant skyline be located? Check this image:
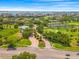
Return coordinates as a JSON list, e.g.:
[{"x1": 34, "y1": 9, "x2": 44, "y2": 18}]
[{"x1": 0, "y1": 0, "x2": 79, "y2": 11}]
